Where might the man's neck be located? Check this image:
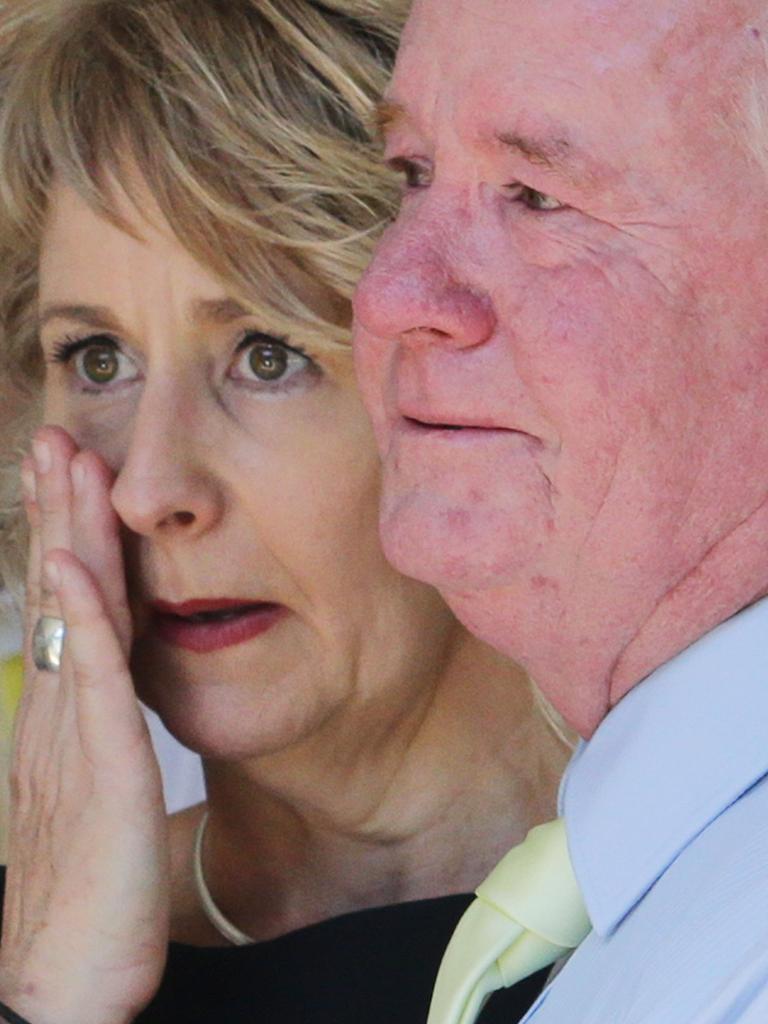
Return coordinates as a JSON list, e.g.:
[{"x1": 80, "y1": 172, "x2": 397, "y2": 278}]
[
  {"x1": 610, "y1": 500, "x2": 768, "y2": 711},
  {"x1": 445, "y1": 500, "x2": 768, "y2": 741}
]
